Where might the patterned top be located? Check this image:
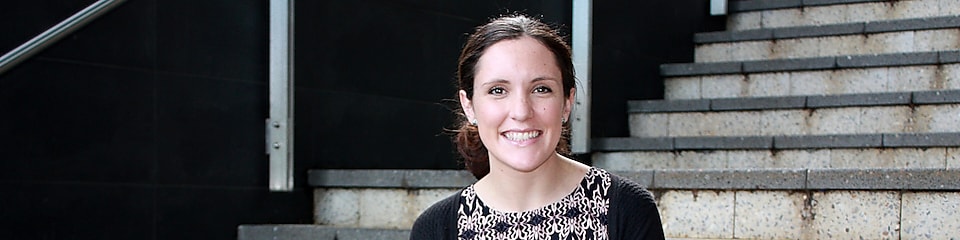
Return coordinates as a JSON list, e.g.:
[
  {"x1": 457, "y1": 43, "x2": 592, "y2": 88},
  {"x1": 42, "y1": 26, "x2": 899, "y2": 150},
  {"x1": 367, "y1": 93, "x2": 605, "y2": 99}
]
[{"x1": 456, "y1": 167, "x2": 612, "y2": 240}]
